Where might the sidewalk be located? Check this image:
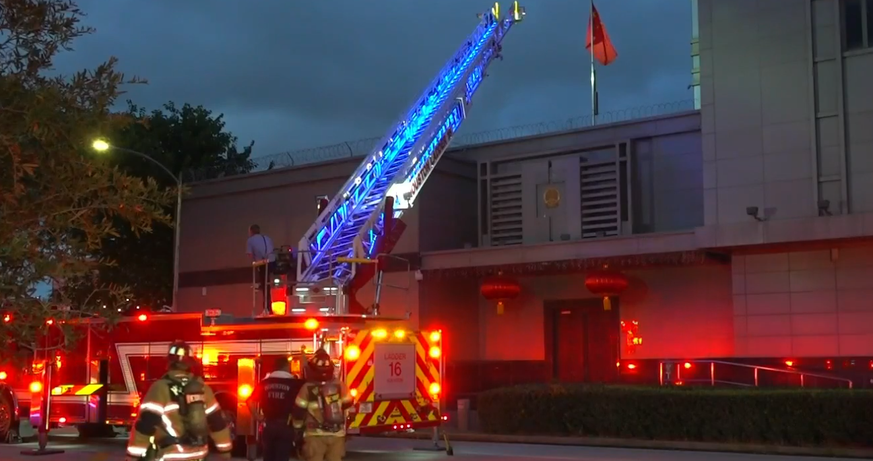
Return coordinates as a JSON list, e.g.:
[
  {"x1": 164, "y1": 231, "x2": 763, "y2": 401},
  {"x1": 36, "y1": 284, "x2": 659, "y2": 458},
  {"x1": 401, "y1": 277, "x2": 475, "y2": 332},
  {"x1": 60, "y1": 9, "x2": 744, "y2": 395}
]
[{"x1": 382, "y1": 429, "x2": 873, "y2": 459}]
